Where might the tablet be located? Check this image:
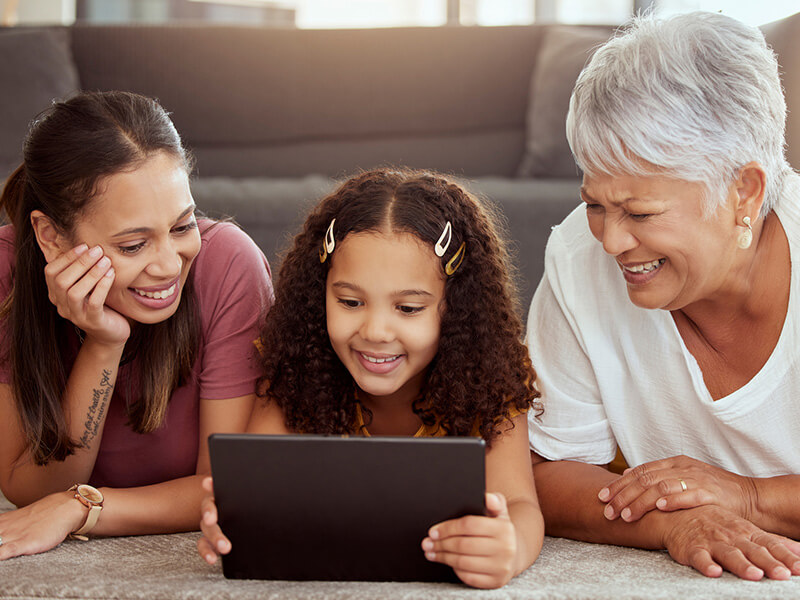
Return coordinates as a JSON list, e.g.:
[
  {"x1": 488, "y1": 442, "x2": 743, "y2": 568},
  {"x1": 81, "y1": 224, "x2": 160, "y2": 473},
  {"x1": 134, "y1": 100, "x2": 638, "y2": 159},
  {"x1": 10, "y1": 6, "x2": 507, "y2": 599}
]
[{"x1": 208, "y1": 433, "x2": 486, "y2": 582}]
